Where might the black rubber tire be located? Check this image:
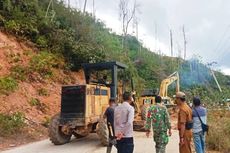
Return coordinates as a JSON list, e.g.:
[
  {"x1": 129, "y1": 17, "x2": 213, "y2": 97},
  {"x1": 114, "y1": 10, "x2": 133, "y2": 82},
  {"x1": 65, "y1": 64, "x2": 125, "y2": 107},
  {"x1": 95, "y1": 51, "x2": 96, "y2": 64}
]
[
  {"x1": 48, "y1": 114, "x2": 72, "y2": 145},
  {"x1": 96, "y1": 119, "x2": 109, "y2": 146},
  {"x1": 141, "y1": 105, "x2": 148, "y2": 121}
]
